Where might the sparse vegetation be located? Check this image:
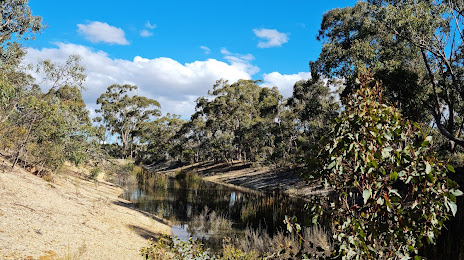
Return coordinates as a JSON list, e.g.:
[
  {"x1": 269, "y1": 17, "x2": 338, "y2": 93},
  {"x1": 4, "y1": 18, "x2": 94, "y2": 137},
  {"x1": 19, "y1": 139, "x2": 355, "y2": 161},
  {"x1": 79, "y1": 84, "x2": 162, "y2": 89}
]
[
  {"x1": 140, "y1": 224, "x2": 333, "y2": 259},
  {"x1": 88, "y1": 167, "x2": 101, "y2": 180}
]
